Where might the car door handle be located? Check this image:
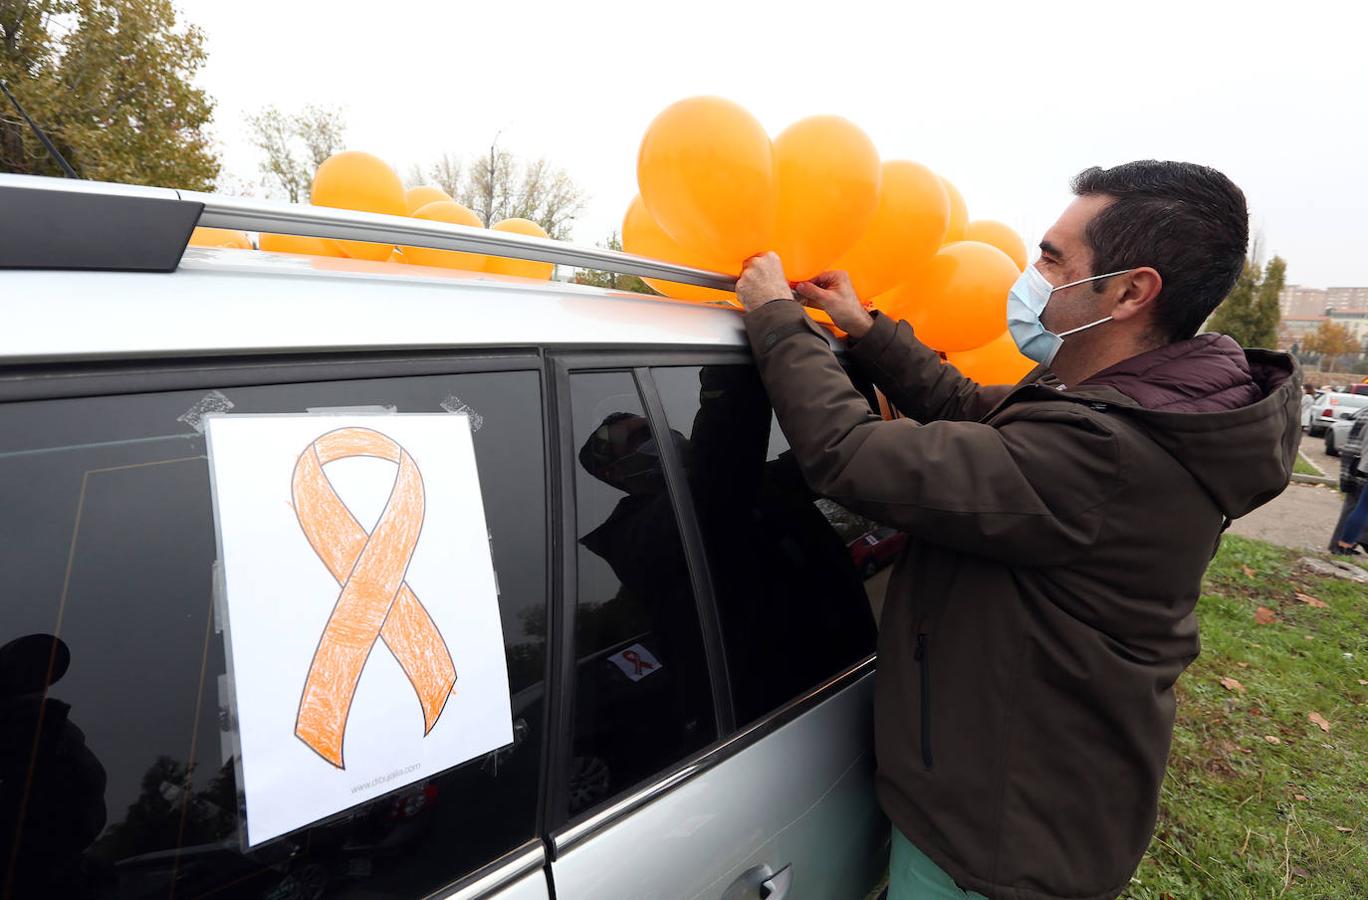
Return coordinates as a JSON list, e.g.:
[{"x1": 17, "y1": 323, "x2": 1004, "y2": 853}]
[{"x1": 759, "y1": 864, "x2": 793, "y2": 900}]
